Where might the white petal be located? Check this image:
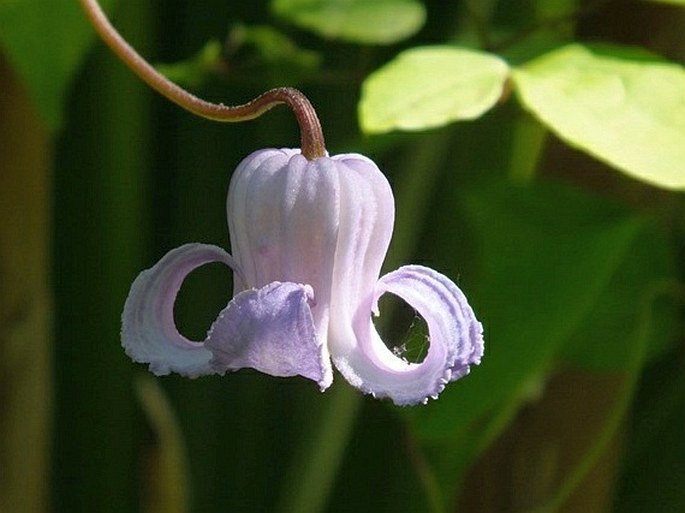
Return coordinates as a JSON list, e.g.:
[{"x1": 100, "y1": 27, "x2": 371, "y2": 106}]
[
  {"x1": 227, "y1": 149, "x2": 350, "y2": 386},
  {"x1": 332, "y1": 265, "x2": 484, "y2": 406},
  {"x1": 121, "y1": 243, "x2": 237, "y2": 377}
]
